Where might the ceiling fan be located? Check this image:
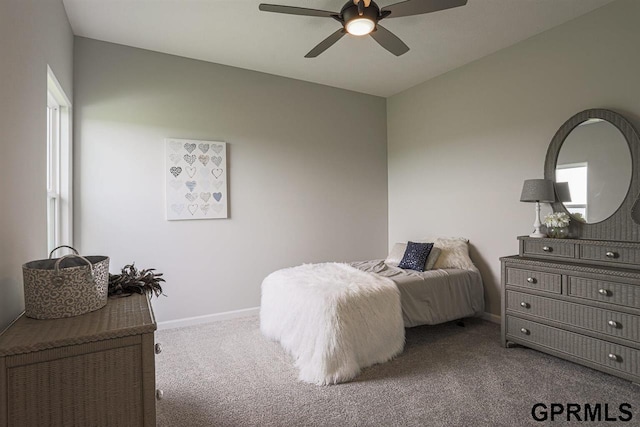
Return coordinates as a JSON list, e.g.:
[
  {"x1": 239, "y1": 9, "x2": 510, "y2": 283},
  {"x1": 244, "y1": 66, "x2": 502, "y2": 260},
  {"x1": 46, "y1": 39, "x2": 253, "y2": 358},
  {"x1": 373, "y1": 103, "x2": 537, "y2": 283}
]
[{"x1": 258, "y1": 0, "x2": 468, "y2": 58}]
